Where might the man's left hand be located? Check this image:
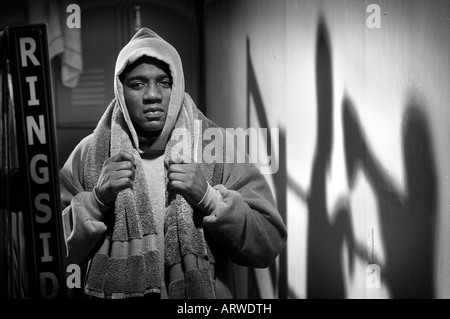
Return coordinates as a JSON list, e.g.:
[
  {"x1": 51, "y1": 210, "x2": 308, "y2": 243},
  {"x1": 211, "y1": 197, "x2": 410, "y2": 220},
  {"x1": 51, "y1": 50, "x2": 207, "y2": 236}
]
[{"x1": 168, "y1": 162, "x2": 207, "y2": 205}]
